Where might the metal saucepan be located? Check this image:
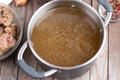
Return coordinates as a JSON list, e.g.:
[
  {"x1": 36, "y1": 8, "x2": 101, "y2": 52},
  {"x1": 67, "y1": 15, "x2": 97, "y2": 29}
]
[{"x1": 17, "y1": 0, "x2": 112, "y2": 79}]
